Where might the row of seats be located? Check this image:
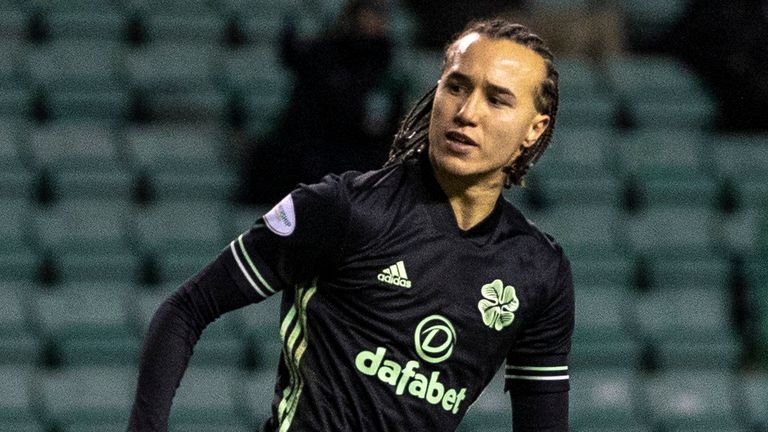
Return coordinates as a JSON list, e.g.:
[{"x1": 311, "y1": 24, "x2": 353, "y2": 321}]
[
  {"x1": 1, "y1": 198, "x2": 765, "y2": 271},
  {"x1": 0, "y1": 0, "x2": 414, "y2": 44},
  {"x1": 0, "y1": 278, "x2": 743, "y2": 369},
  {"x1": 1, "y1": 283, "x2": 282, "y2": 370},
  {"x1": 464, "y1": 367, "x2": 768, "y2": 432},
  {"x1": 1, "y1": 364, "x2": 766, "y2": 432},
  {"x1": 4, "y1": 119, "x2": 768, "y2": 209}
]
